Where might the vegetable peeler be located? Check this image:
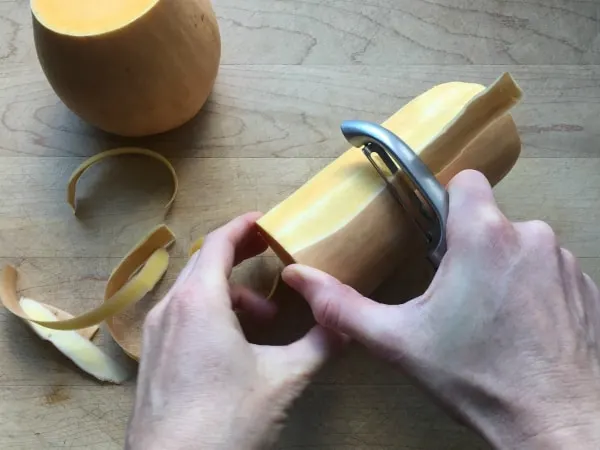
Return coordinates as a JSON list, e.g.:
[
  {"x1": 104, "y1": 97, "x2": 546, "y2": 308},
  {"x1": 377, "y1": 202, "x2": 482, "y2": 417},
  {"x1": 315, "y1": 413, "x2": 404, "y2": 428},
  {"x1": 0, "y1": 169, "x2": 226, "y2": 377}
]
[{"x1": 340, "y1": 120, "x2": 449, "y2": 269}]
